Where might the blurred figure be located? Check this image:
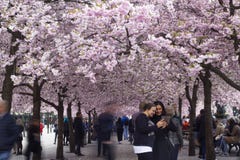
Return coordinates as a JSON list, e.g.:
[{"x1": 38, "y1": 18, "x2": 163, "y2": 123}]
[
  {"x1": 73, "y1": 112, "x2": 85, "y2": 156},
  {"x1": 121, "y1": 116, "x2": 129, "y2": 140},
  {"x1": 195, "y1": 109, "x2": 205, "y2": 159},
  {"x1": 53, "y1": 120, "x2": 58, "y2": 144},
  {"x1": 25, "y1": 118, "x2": 42, "y2": 160},
  {"x1": 0, "y1": 100, "x2": 19, "y2": 160},
  {"x1": 195, "y1": 109, "x2": 216, "y2": 159},
  {"x1": 115, "y1": 117, "x2": 123, "y2": 144},
  {"x1": 15, "y1": 117, "x2": 24, "y2": 155},
  {"x1": 128, "y1": 118, "x2": 134, "y2": 144},
  {"x1": 167, "y1": 105, "x2": 183, "y2": 160},
  {"x1": 97, "y1": 108, "x2": 115, "y2": 160},
  {"x1": 63, "y1": 118, "x2": 69, "y2": 146},
  {"x1": 40, "y1": 122, "x2": 44, "y2": 135},
  {"x1": 132, "y1": 101, "x2": 145, "y2": 142}
]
